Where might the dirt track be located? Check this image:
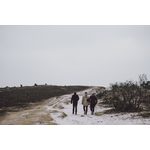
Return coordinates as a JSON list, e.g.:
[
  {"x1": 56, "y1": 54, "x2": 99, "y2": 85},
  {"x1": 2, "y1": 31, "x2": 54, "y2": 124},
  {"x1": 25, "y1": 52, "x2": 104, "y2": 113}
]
[
  {"x1": 1, "y1": 86, "x2": 150, "y2": 125},
  {"x1": 0, "y1": 87, "x2": 97, "y2": 125}
]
